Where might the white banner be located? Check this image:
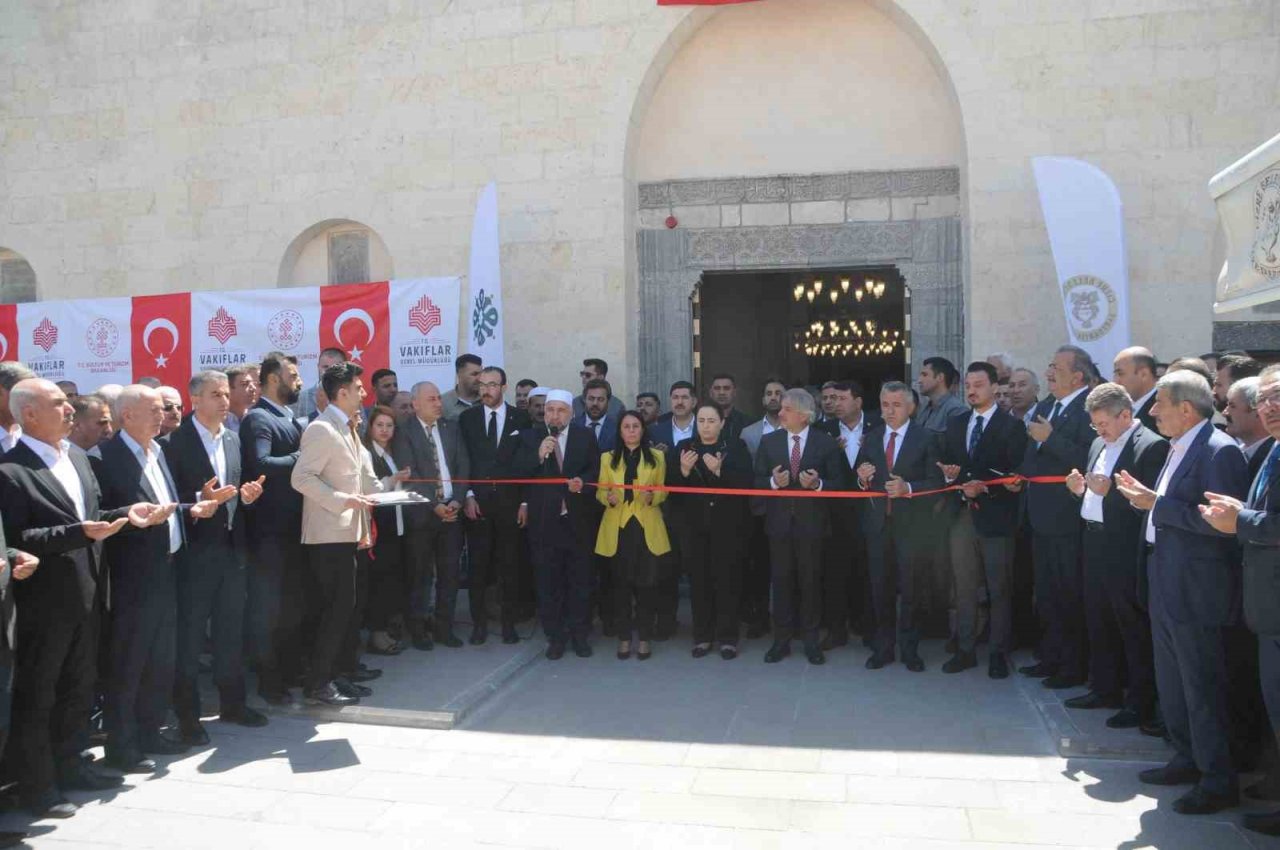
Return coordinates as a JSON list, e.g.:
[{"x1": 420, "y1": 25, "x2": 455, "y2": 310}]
[
  {"x1": 387, "y1": 277, "x2": 463, "y2": 392},
  {"x1": 191, "y1": 287, "x2": 322, "y2": 376},
  {"x1": 16, "y1": 297, "x2": 133, "y2": 388},
  {"x1": 1032, "y1": 156, "x2": 1131, "y2": 369},
  {"x1": 466, "y1": 182, "x2": 505, "y2": 366}
]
